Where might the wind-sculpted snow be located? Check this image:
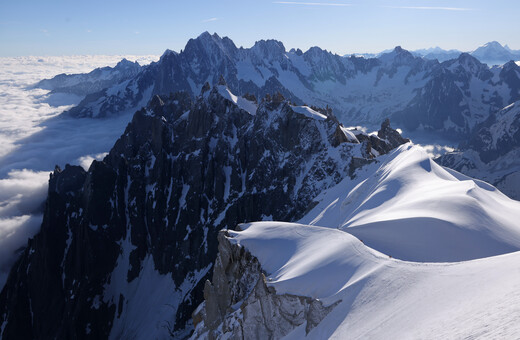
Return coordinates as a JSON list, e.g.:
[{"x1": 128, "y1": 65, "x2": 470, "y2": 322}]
[
  {"x1": 302, "y1": 144, "x2": 520, "y2": 262},
  {"x1": 204, "y1": 220, "x2": 520, "y2": 339},
  {"x1": 193, "y1": 144, "x2": 520, "y2": 338}
]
